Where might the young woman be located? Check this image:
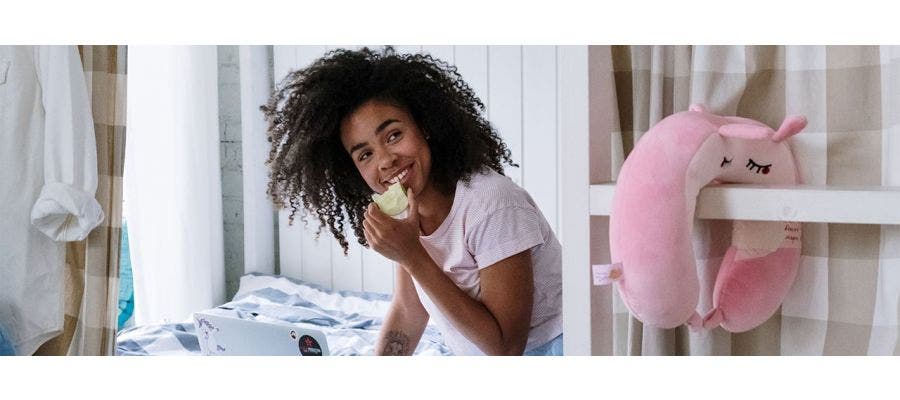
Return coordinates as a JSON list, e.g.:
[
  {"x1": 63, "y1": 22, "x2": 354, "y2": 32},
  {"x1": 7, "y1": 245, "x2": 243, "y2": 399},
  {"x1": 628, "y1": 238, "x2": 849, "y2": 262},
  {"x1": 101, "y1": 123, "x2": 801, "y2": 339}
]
[{"x1": 262, "y1": 47, "x2": 562, "y2": 356}]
